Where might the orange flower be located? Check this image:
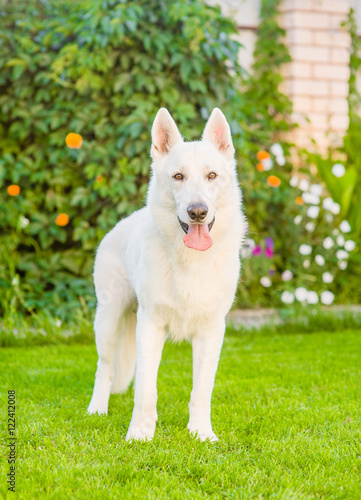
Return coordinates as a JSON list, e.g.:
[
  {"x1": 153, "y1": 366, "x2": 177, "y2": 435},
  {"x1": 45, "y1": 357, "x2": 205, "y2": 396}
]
[
  {"x1": 55, "y1": 213, "x2": 69, "y2": 227},
  {"x1": 256, "y1": 163, "x2": 264, "y2": 172},
  {"x1": 267, "y1": 175, "x2": 281, "y2": 188},
  {"x1": 295, "y1": 196, "x2": 304, "y2": 205},
  {"x1": 95, "y1": 174, "x2": 104, "y2": 182},
  {"x1": 257, "y1": 150, "x2": 270, "y2": 161},
  {"x1": 65, "y1": 133, "x2": 83, "y2": 149},
  {"x1": 7, "y1": 185, "x2": 21, "y2": 196}
]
